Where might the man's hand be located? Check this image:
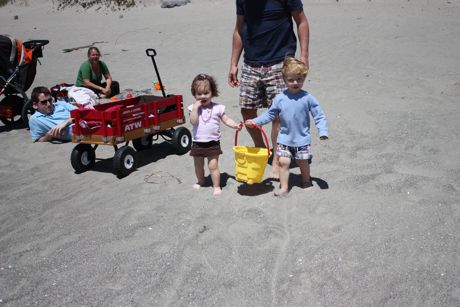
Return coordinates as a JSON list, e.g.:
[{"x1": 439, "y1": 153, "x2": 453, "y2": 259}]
[
  {"x1": 49, "y1": 121, "x2": 68, "y2": 137},
  {"x1": 228, "y1": 66, "x2": 240, "y2": 88}
]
